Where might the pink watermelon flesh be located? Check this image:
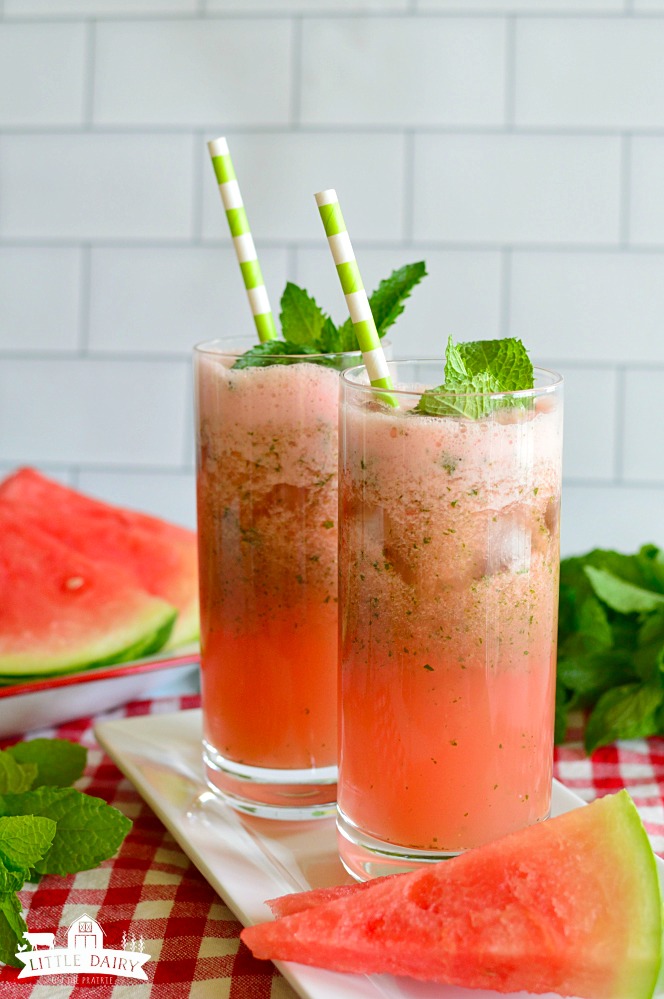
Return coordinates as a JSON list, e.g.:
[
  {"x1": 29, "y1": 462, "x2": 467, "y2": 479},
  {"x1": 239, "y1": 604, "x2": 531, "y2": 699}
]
[
  {"x1": 267, "y1": 878, "x2": 392, "y2": 918},
  {"x1": 0, "y1": 468, "x2": 198, "y2": 649},
  {"x1": 242, "y1": 791, "x2": 662, "y2": 999},
  {"x1": 0, "y1": 509, "x2": 176, "y2": 676}
]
